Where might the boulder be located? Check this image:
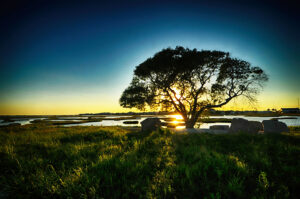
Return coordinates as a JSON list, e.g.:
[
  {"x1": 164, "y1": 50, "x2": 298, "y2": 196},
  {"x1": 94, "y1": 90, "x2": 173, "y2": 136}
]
[
  {"x1": 229, "y1": 118, "x2": 262, "y2": 133},
  {"x1": 209, "y1": 125, "x2": 230, "y2": 130},
  {"x1": 262, "y1": 120, "x2": 289, "y2": 133},
  {"x1": 141, "y1": 118, "x2": 162, "y2": 132},
  {"x1": 250, "y1": 121, "x2": 264, "y2": 132}
]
